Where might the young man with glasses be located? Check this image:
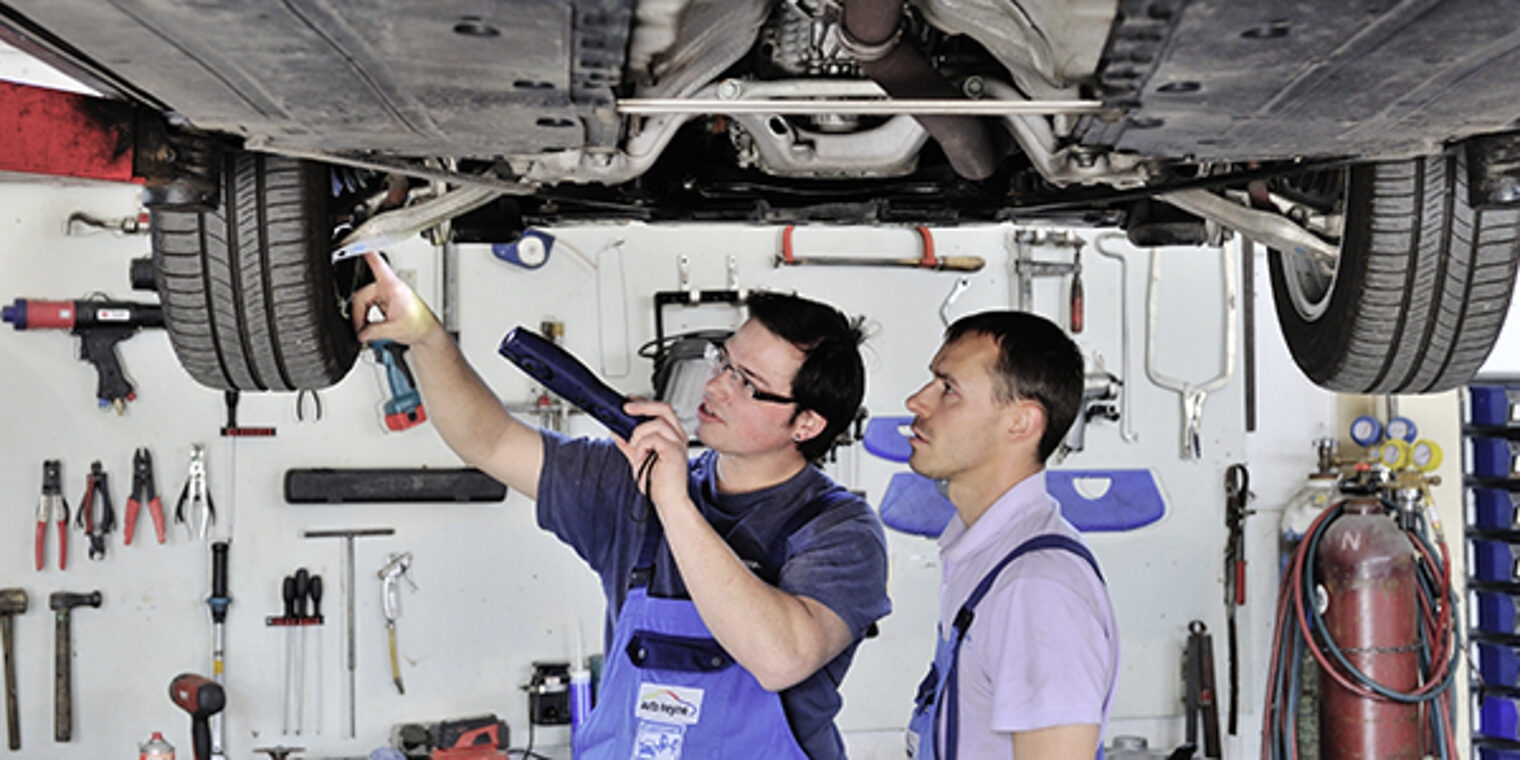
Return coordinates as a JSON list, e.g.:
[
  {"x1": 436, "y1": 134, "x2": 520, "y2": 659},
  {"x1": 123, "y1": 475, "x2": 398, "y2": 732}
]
[{"x1": 351, "y1": 253, "x2": 889, "y2": 760}]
